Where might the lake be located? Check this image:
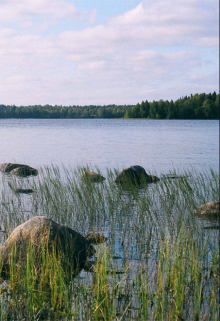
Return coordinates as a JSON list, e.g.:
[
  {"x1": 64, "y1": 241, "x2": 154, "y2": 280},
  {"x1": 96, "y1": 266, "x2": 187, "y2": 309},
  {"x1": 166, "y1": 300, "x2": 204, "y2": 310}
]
[
  {"x1": 0, "y1": 119, "x2": 219, "y2": 175},
  {"x1": 0, "y1": 119, "x2": 219, "y2": 320}
]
